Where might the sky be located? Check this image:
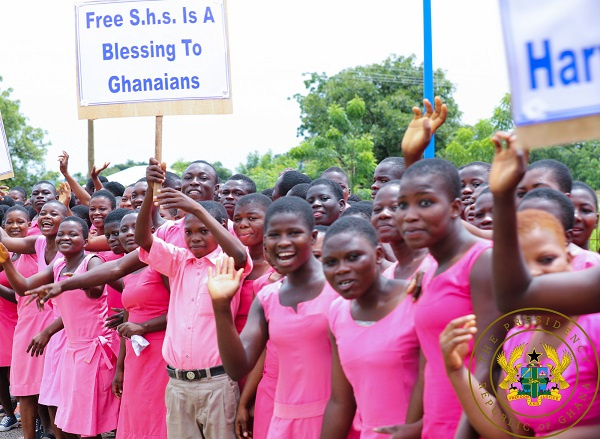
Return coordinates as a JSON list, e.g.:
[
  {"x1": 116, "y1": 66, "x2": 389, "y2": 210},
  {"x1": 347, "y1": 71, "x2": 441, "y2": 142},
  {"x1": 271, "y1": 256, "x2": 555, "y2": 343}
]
[{"x1": 0, "y1": 0, "x2": 510, "y2": 178}]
